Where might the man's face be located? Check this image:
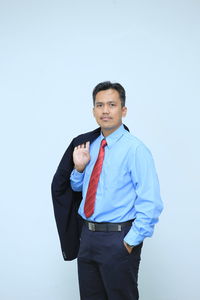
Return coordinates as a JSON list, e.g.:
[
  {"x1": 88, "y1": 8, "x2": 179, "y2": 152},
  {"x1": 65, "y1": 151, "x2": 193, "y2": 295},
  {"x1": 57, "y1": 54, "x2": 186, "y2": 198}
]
[{"x1": 93, "y1": 88, "x2": 127, "y2": 136}]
